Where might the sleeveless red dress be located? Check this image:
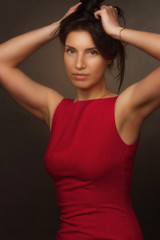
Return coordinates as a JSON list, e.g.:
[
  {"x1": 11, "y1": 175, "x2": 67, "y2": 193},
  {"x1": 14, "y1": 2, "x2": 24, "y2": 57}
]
[{"x1": 44, "y1": 96, "x2": 144, "y2": 240}]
